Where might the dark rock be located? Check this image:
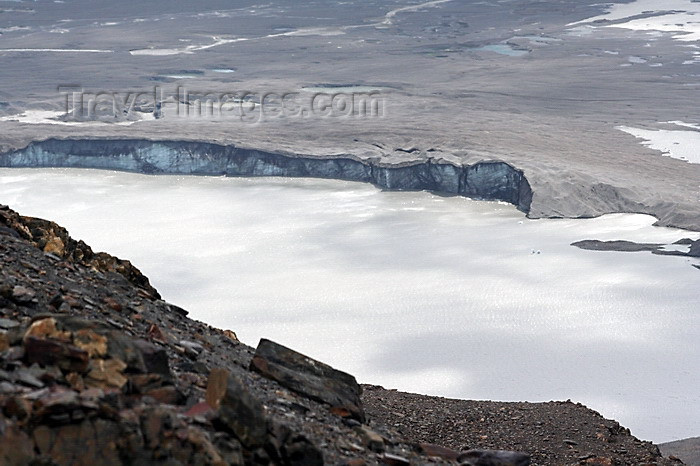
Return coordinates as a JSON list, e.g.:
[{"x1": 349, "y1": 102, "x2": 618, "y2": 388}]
[
  {"x1": 572, "y1": 238, "x2": 700, "y2": 266},
  {"x1": 32, "y1": 388, "x2": 82, "y2": 424},
  {"x1": 673, "y1": 238, "x2": 695, "y2": 245},
  {"x1": 132, "y1": 339, "x2": 170, "y2": 376},
  {"x1": 0, "y1": 332, "x2": 8, "y2": 352},
  {"x1": 48, "y1": 293, "x2": 64, "y2": 309},
  {"x1": 457, "y1": 449, "x2": 531, "y2": 466},
  {"x1": 343, "y1": 418, "x2": 361, "y2": 428},
  {"x1": 168, "y1": 303, "x2": 189, "y2": 317},
  {"x1": 212, "y1": 433, "x2": 245, "y2": 465},
  {"x1": 270, "y1": 421, "x2": 324, "y2": 465},
  {"x1": 193, "y1": 361, "x2": 210, "y2": 374},
  {"x1": 571, "y1": 240, "x2": 662, "y2": 253},
  {"x1": 250, "y1": 338, "x2": 365, "y2": 422},
  {"x1": 106, "y1": 332, "x2": 152, "y2": 374},
  {"x1": 0, "y1": 284, "x2": 13, "y2": 299},
  {"x1": 689, "y1": 240, "x2": 700, "y2": 257},
  {"x1": 0, "y1": 225, "x2": 20, "y2": 238},
  {"x1": 24, "y1": 336, "x2": 90, "y2": 373},
  {"x1": 3, "y1": 395, "x2": 32, "y2": 421},
  {"x1": 211, "y1": 369, "x2": 268, "y2": 448}
]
